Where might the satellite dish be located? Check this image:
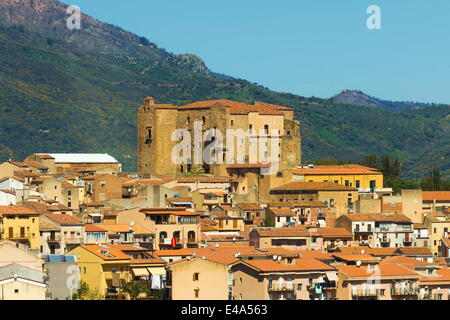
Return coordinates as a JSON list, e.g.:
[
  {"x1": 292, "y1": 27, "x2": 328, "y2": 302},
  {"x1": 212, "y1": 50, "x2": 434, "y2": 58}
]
[
  {"x1": 273, "y1": 255, "x2": 278, "y2": 261},
  {"x1": 356, "y1": 260, "x2": 362, "y2": 266},
  {"x1": 277, "y1": 256, "x2": 282, "y2": 261},
  {"x1": 215, "y1": 243, "x2": 219, "y2": 248},
  {"x1": 361, "y1": 250, "x2": 366, "y2": 254},
  {"x1": 130, "y1": 221, "x2": 135, "y2": 226}
]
